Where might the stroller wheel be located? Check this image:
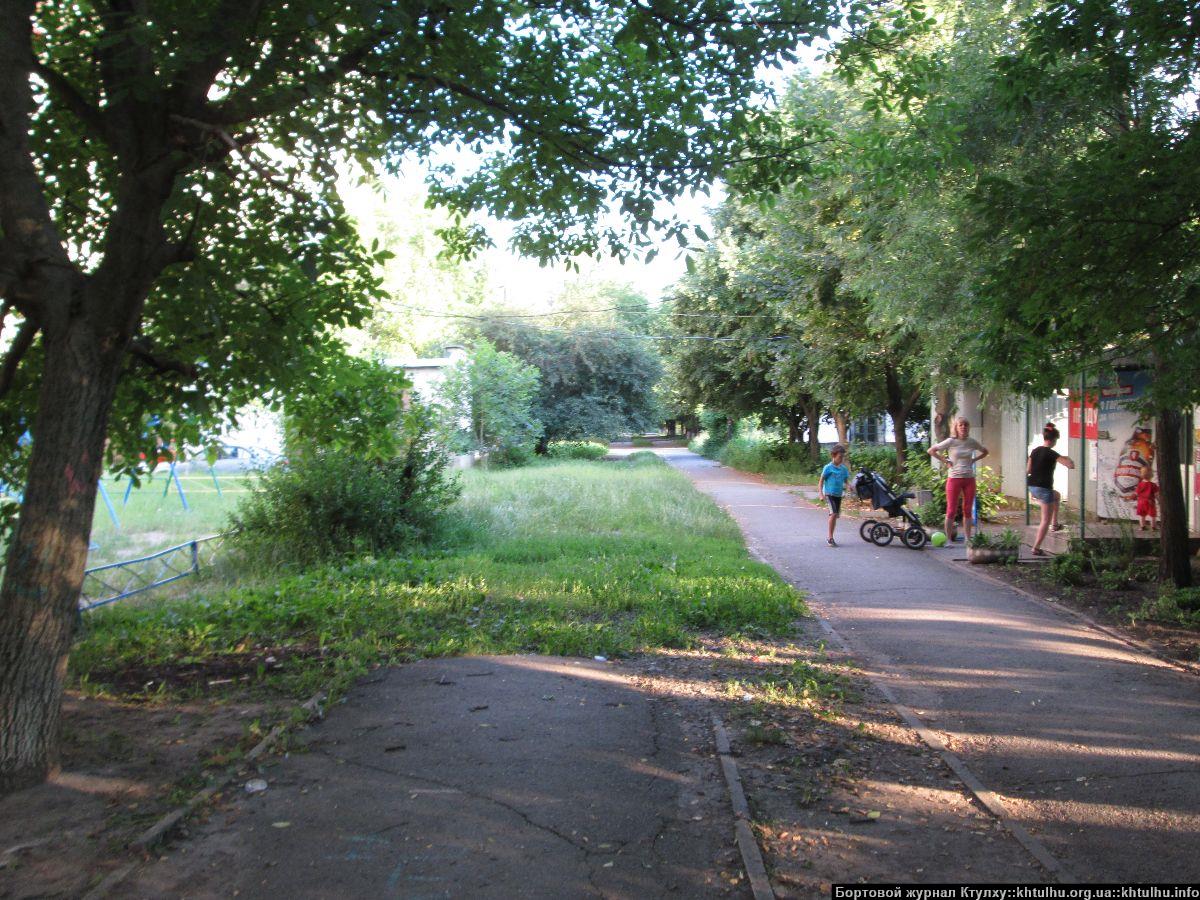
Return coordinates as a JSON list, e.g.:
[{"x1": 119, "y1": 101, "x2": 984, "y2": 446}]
[
  {"x1": 869, "y1": 522, "x2": 894, "y2": 546},
  {"x1": 859, "y1": 520, "x2": 878, "y2": 543},
  {"x1": 901, "y1": 525, "x2": 929, "y2": 549}
]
